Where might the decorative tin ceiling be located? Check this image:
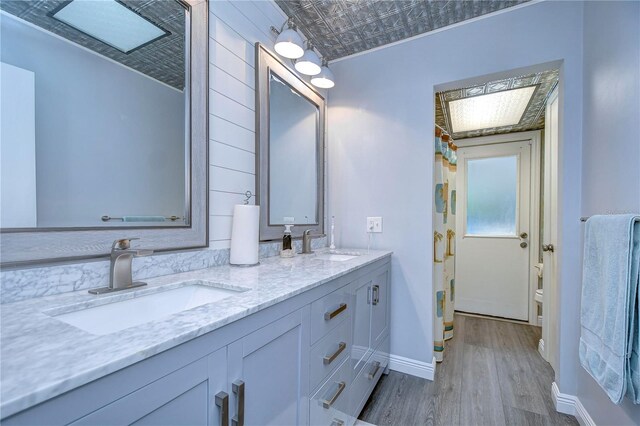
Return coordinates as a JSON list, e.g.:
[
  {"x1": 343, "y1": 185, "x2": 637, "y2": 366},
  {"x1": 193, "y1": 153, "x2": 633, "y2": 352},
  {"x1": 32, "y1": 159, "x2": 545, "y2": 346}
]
[
  {"x1": 0, "y1": 0, "x2": 185, "y2": 90},
  {"x1": 435, "y1": 69, "x2": 559, "y2": 139},
  {"x1": 275, "y1": 0, "x2": 530, "y2": 61}
]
